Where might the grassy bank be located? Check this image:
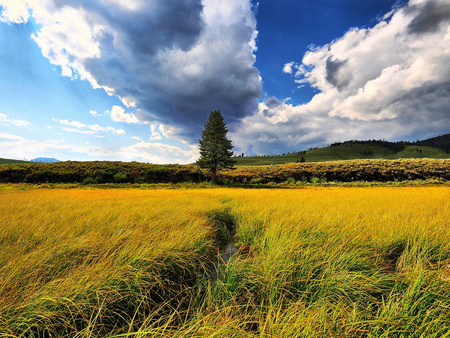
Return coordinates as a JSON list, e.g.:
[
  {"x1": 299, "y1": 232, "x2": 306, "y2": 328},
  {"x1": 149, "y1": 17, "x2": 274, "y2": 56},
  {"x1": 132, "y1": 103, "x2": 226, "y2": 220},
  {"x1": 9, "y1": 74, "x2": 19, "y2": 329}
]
[{"x1": 1, "y1": 186, "x2": 450, "y2": 336}]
